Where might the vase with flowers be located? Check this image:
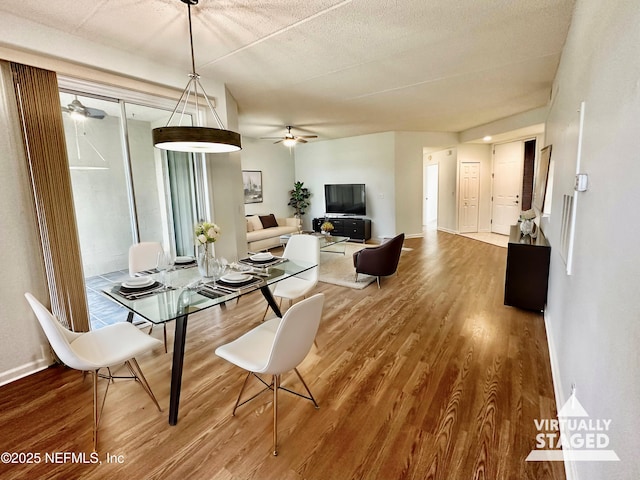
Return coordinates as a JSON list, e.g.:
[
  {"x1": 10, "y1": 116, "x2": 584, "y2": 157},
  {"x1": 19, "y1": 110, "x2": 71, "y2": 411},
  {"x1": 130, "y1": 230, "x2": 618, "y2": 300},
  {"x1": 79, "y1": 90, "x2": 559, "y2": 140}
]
[
  {"x1": 519, "y1": 209, "x2": 537, "y2": 236},
  {"x1": 195, "y1": 221, "x2": 221, "y2": 278},
  {"x1": 320, "y1": 221, "x2": 334, "y2": 236}
]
